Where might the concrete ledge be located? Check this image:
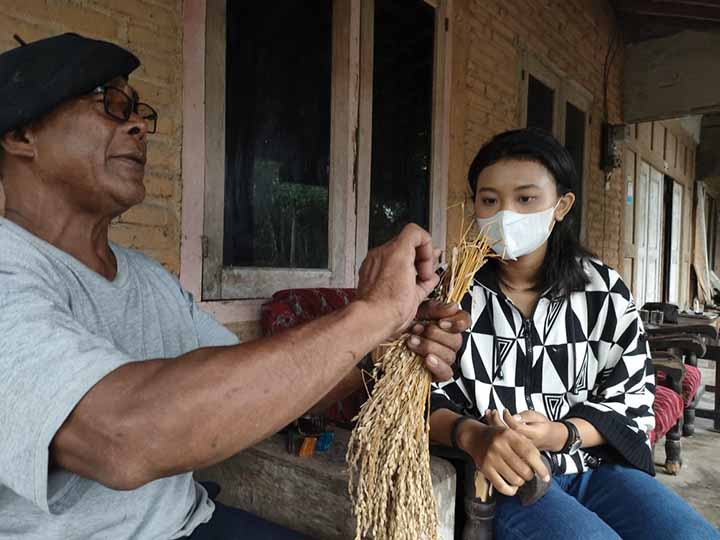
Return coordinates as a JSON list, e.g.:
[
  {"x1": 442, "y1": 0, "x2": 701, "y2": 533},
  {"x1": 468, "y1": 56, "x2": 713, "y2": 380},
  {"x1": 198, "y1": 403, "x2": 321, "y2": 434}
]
[{"x1": 196, "y1": 429, "x2": 456, "y2": 539}]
